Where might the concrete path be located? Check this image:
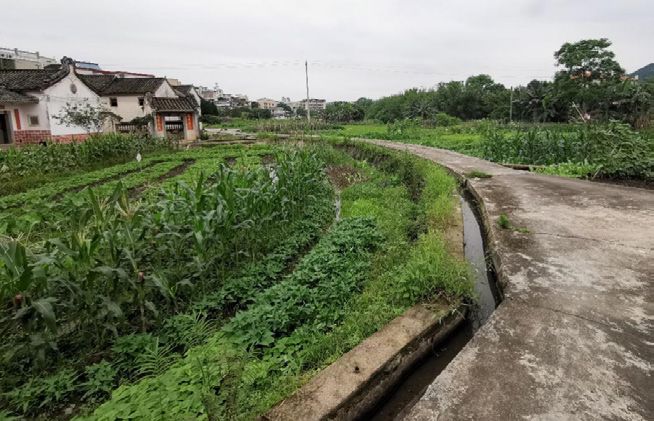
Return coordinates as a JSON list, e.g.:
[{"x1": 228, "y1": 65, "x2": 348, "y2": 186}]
[{"x1": 369, "y1": 141, "x2": 653, "y2": 421}]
